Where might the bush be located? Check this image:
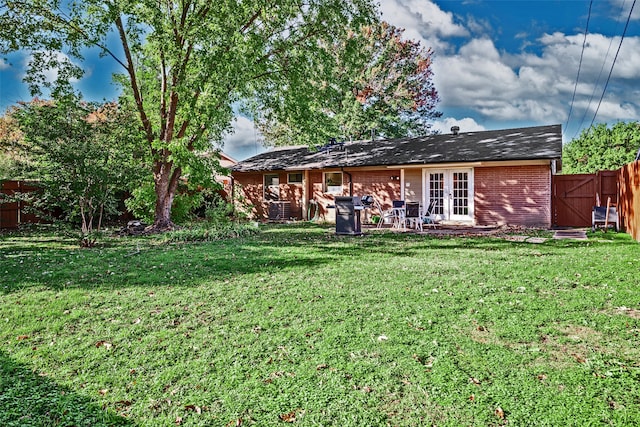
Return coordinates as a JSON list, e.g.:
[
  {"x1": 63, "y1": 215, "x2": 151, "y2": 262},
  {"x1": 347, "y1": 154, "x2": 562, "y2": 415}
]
[
  {"x1": 125, "y1": 181, "x2": 205, "y2": 224},
  {"x1": 160, "y1": 222, "x2": 259, "y2": 243}
]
